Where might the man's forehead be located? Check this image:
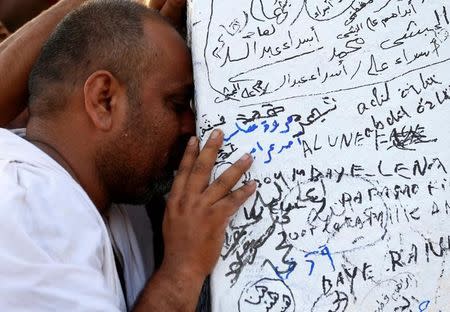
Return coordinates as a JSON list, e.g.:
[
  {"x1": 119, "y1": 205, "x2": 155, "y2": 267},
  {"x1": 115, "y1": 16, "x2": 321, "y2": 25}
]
[
  {"x1": 144, "y1": 21, "x2": 191, "y2": 63},
  {"x1": 140, "y1": 18, "x2": 193, "y2": 91},
  {"x1": 142, "y1": 18, "x2": 186, "y2": 50}
]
